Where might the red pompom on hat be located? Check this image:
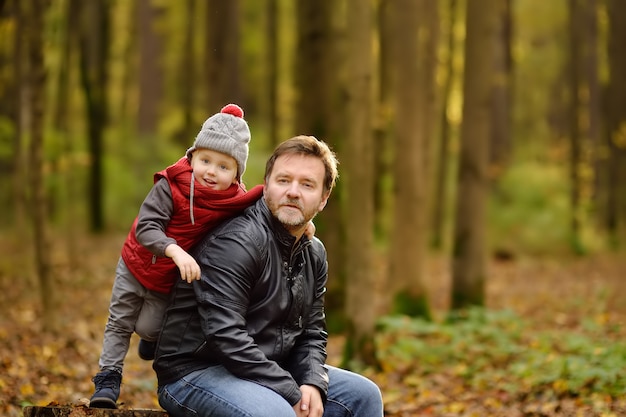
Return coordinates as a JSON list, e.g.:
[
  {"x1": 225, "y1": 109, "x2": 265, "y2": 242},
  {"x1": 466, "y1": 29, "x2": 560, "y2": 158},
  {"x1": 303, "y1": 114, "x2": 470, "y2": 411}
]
[{"x1": 221, "y1": 103, "x2": 244, "y2": 119}]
